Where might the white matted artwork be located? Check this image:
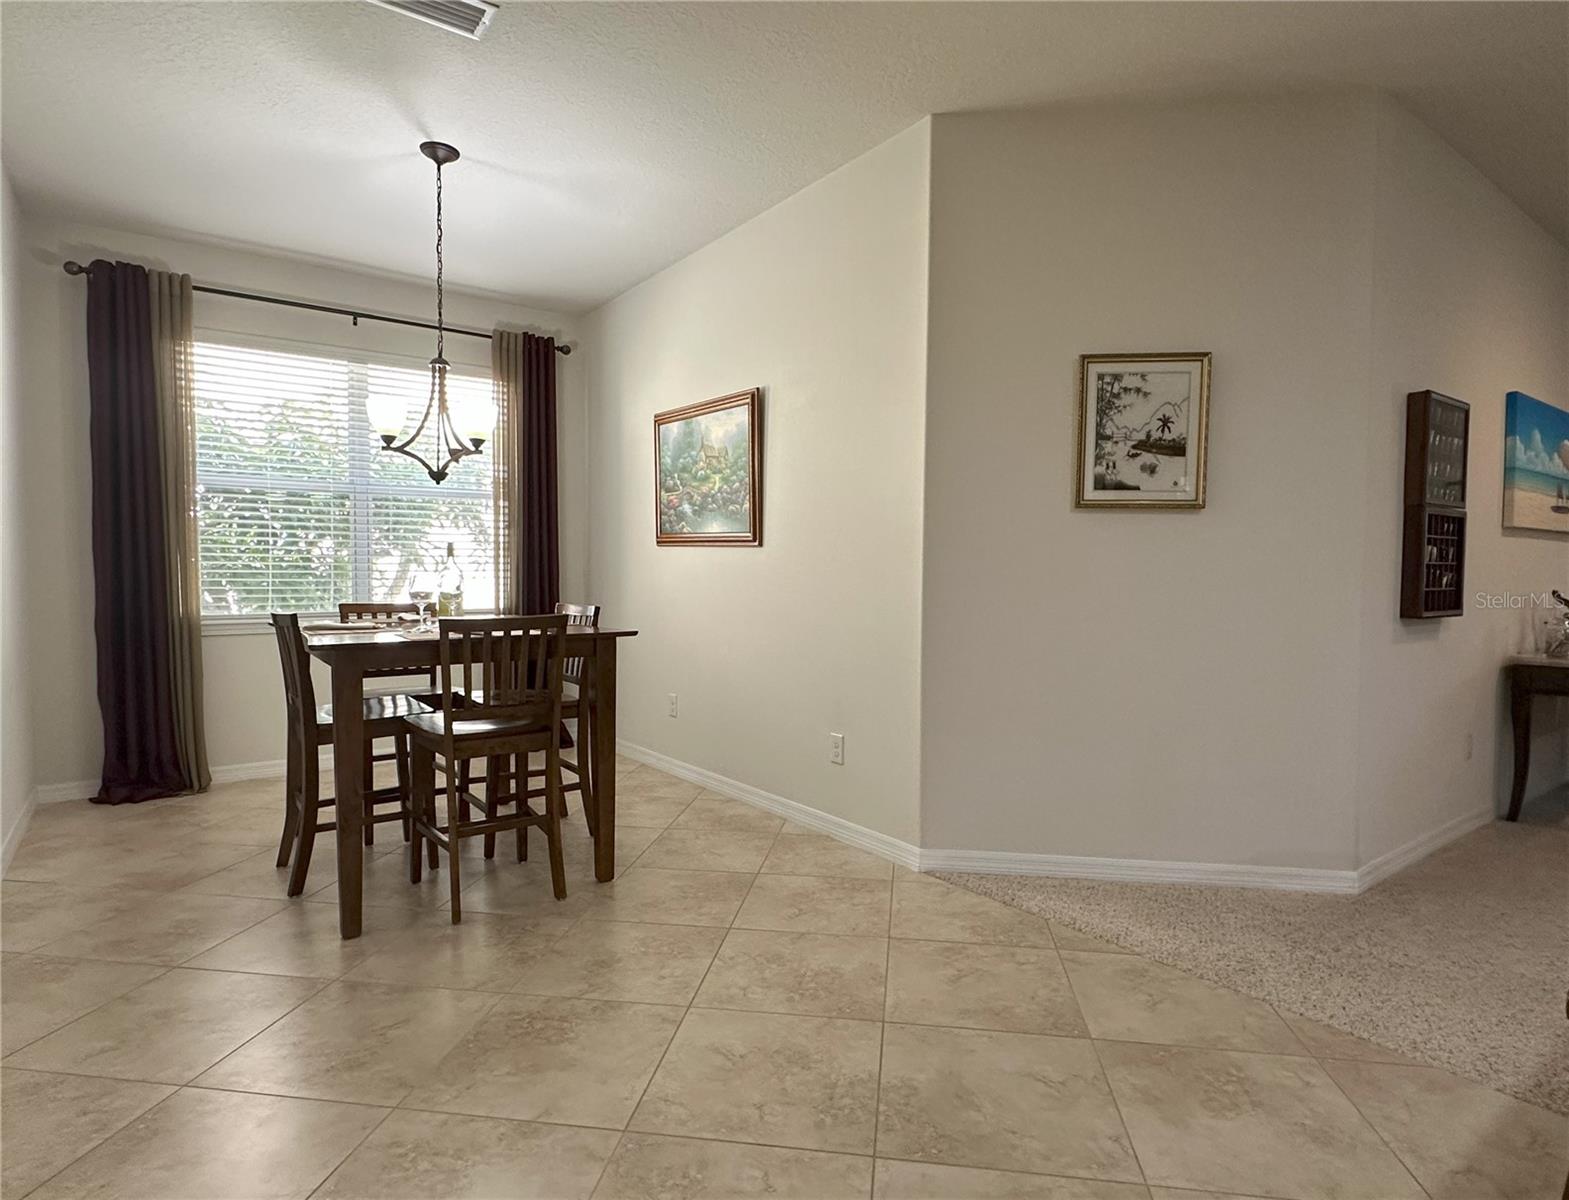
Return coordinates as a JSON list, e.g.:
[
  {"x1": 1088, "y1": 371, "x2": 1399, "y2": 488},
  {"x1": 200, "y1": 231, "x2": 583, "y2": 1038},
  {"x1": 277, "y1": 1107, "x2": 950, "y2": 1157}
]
[{"x1": 1075, "y1": 352, "x2": 1211, "y2": 509}]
